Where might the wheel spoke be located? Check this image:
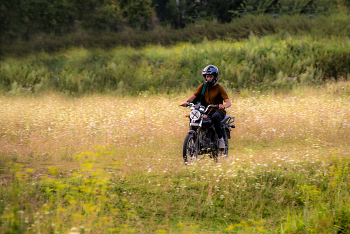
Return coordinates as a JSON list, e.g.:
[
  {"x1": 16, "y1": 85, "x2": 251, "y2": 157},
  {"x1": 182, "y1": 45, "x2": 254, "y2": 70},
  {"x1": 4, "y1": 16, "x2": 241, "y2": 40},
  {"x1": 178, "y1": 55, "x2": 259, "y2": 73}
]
[{"x1": 183, "y1": 134, "x2": 198, "y2": 165}]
